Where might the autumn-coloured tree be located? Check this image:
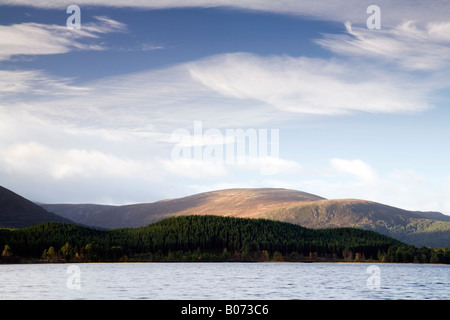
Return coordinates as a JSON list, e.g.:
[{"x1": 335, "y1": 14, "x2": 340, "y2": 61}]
[{"x1": 2, "y1": 244, "x2": 13, "y2": 257}]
